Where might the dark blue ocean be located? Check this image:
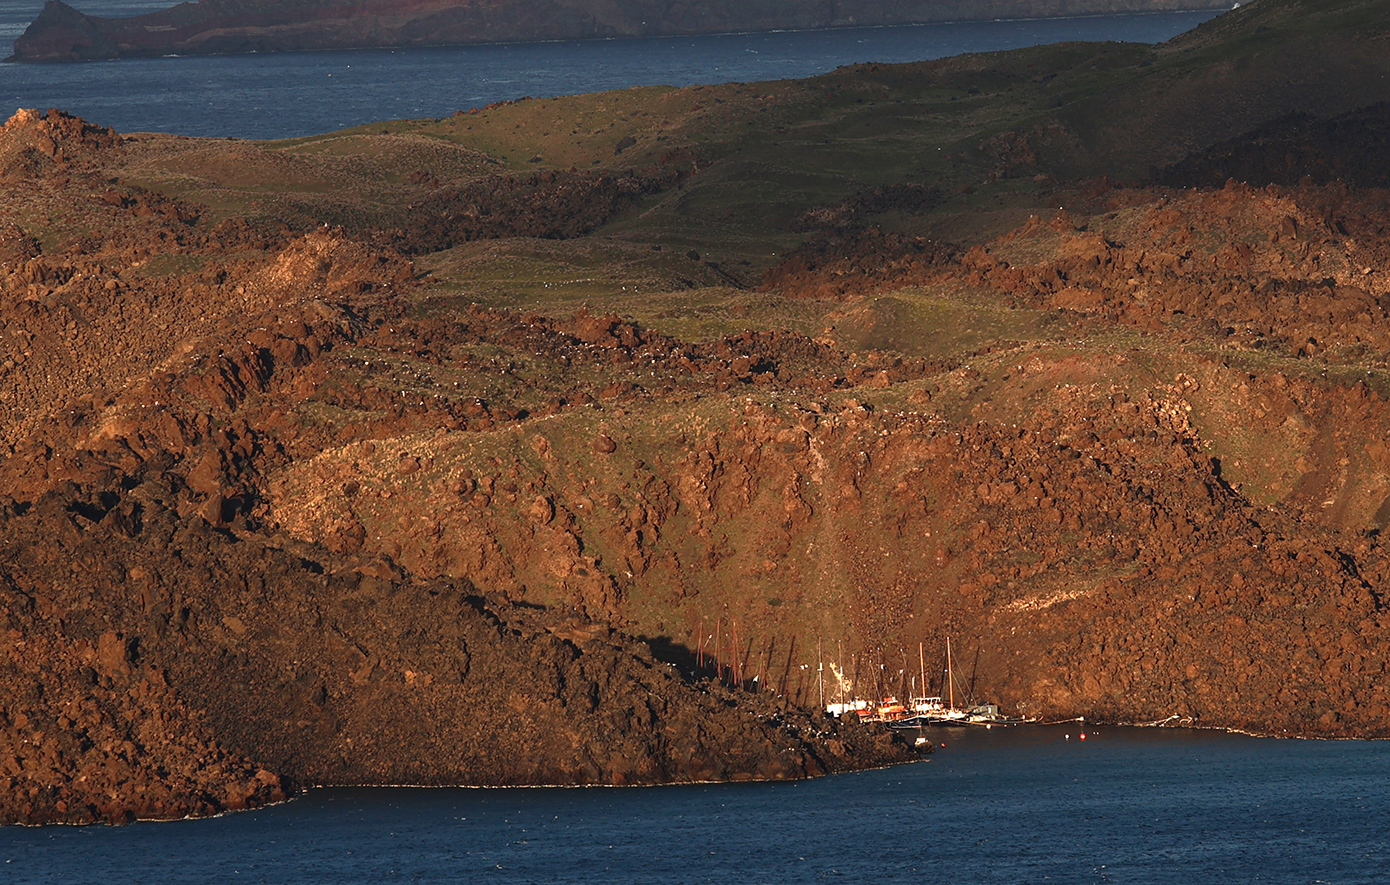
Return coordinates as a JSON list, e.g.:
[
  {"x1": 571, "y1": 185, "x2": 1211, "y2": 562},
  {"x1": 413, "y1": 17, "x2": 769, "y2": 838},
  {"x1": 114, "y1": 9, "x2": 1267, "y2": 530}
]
[
  {"x1": 1, "y1": 3, "x2": 1221, "y2": 138},
  {"x1": 4, "y1": 726, "x2": 1389, "y2": 884}
]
